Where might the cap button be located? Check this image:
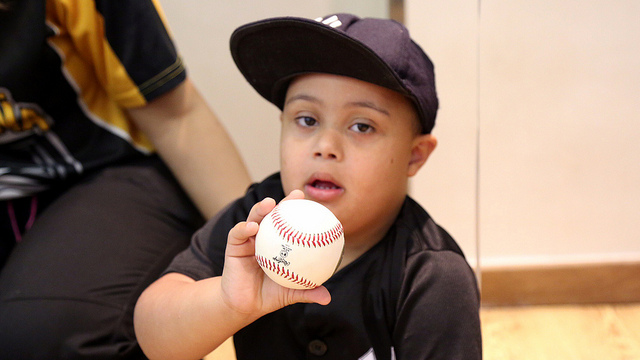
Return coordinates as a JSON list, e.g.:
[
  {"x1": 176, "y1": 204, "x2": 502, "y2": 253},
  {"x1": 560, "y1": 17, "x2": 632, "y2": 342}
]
[{"x1": 308, "y1": 339, "x2": 328, "y2": 356}]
